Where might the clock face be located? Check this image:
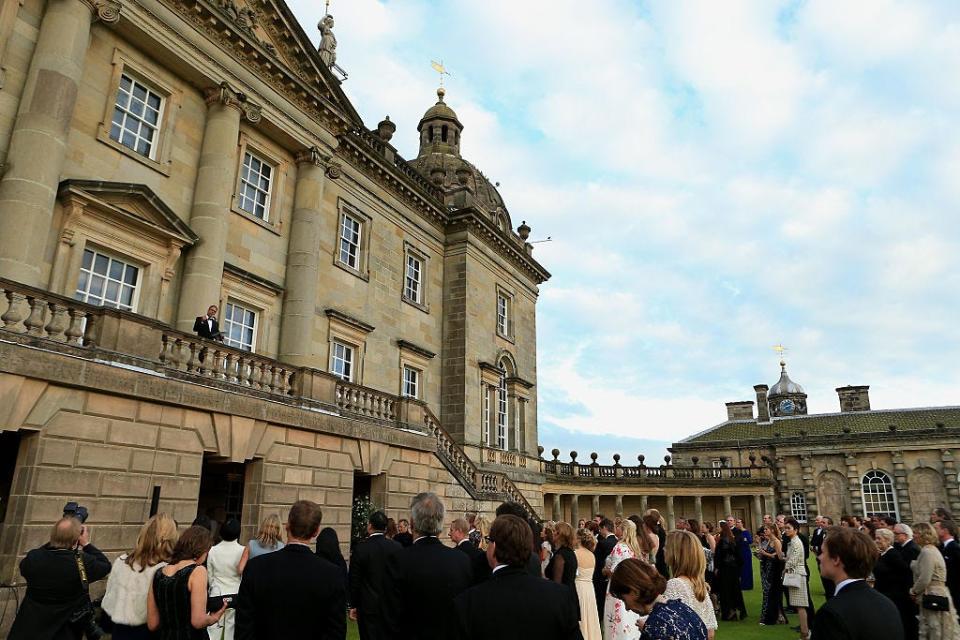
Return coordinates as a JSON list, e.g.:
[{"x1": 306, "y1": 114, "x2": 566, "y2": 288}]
[{"x1": 779, "y1": 399, "x2": 795, "y2": 415}]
